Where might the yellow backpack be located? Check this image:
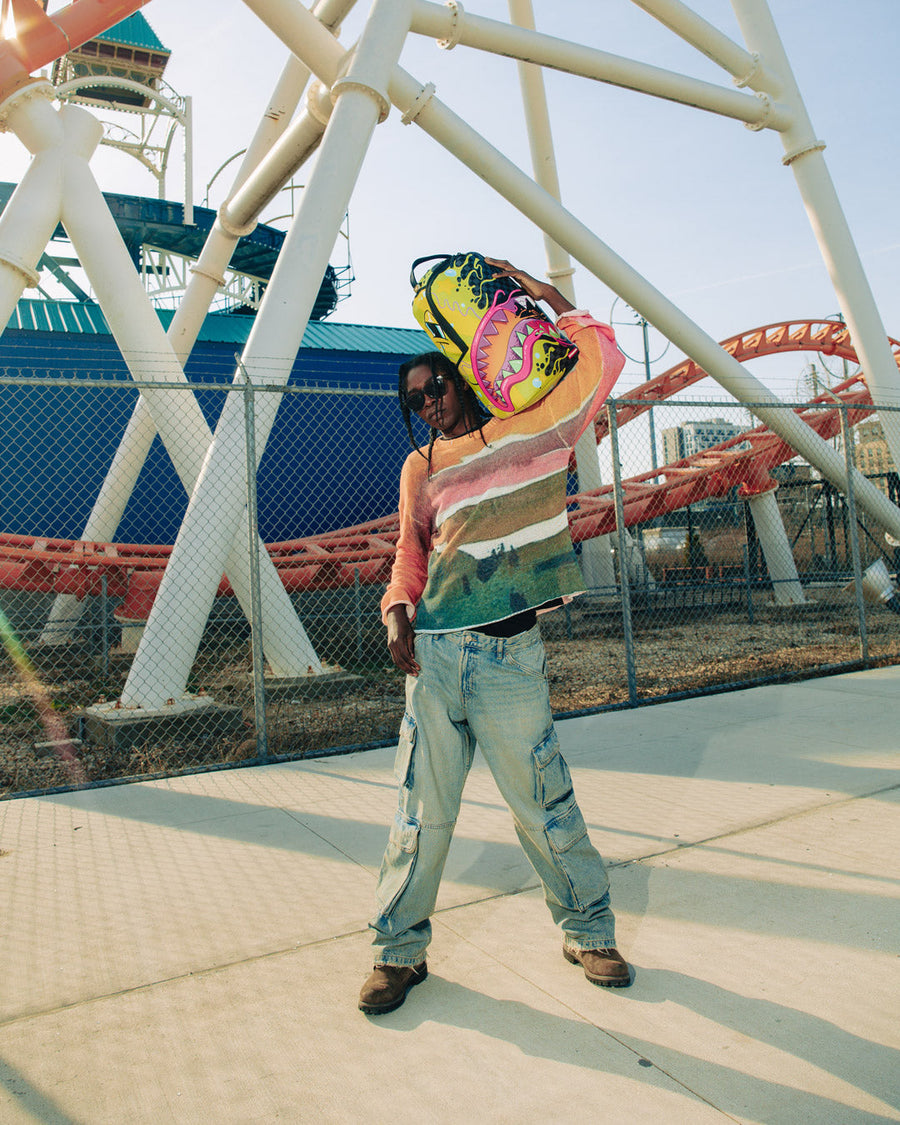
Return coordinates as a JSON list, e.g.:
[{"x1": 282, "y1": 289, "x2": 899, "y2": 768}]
[{"x1": 410, "y1": 252, "x2": 579, "y2": 418}]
